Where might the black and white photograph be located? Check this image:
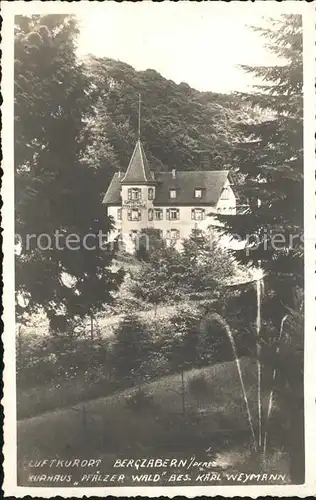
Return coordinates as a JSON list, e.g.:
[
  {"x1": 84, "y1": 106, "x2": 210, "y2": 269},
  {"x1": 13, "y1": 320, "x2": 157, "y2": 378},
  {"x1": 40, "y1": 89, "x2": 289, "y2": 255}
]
[{"x1": 2, "y1": 1, "x2": 316, "y2": 497}]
